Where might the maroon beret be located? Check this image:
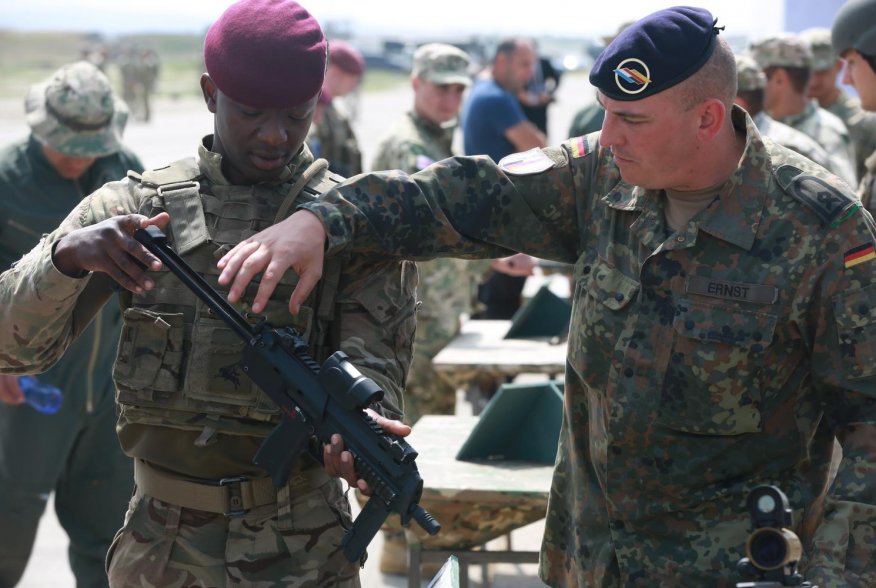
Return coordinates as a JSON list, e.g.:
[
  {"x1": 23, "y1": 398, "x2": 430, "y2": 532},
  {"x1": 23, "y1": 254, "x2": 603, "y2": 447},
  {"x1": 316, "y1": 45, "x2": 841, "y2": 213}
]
[
  {"x1": 204, "y1": 0, "x2": 327, "y2": 109},
  {"x1": 328, "y1": 40, "x2": 365, "y2": 76}
]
